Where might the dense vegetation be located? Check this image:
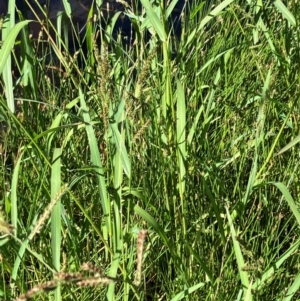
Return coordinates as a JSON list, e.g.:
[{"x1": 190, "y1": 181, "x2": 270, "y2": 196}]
[{"x1": 0, "y1": 0, "x2": 300, "y2": 300}]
